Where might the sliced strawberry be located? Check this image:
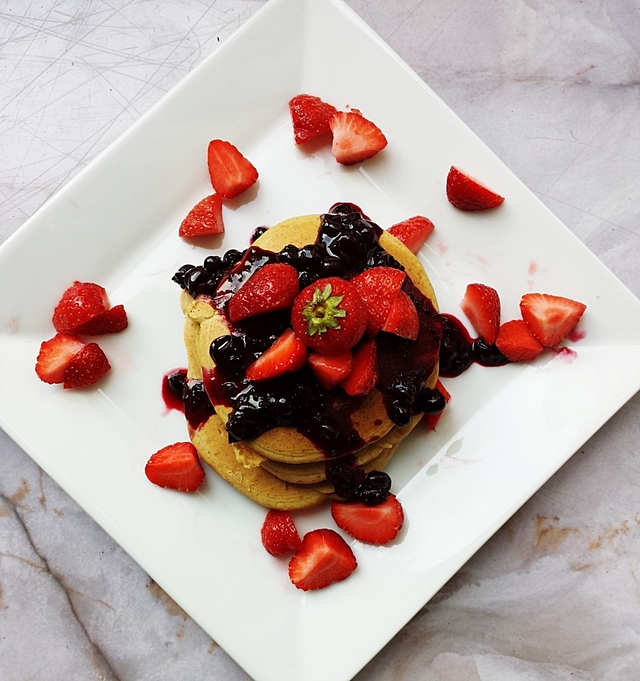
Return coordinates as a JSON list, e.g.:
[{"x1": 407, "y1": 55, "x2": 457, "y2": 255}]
[
  {"x1": 308, "y1": 351, "x2": 352, "y2": 389},
  {"x1": 382, "y1": 290, "x2": 419, "y2": 340},
  {"x1": 35, "y1": 333, "x2": 86, "y2": 384},
  {"x1": 329, "y1": 110, "x2": 387, "y2": 165},
  {"x1": 52, "y1": 281, "x2": 110, "y2": 333},
  {"x1": 179, "y1": 193, "x2": 224, "y2": 238},
  {"x1": 331, "y1": 493, "x2": 404, "y2": 544},
  {"x1": 228, "y1": 263, "x2": 299, "y2": 323},
  {"x1": 261, "y1": 509, "x2": 302, "y2": 557},
  {"x1": 424, "y1": 379, "x2": 451, "y2": 430},
  {"x1": 520, "y1": 293, "x2": 587, "y2": 347},
  {"x1": 288, "y1": 528, "x2": 357, "y2": 591},
  {"x1": 74, "y1": 304, "x2": 128, "y2": 335},
  {"x1": 341, "y1": 339, "x2": 377, "y2": 396},
  {"x1": 460, "y1": 283, "x2": 501, "y2": 345},
  {"x1": 387, "y1": 216, "x2": 435, "y2": 254},
  {"x1": 446, "y1": 166, "x2": 505, "y2": 211},
  {"x1": 207, "y1": 139, "x2": 258, "y2": 199},
  {"x1": 289, "y1": 94, "x2": 338, "y2": 145},
  {"x1": 496, "y1": 320, "x2": 544, "y2": 362},
  {"x1": 63, "y1": 342, "x2": 111, "y2": 388},
  {"x1": 246, "y1": 328, "x2": 308, "y2": 382},
  {"x1": 145, "y1": 442, "x2": 205, "y2": 492},
  {"x1": 351, "y1": 266, "x2": 406, "y2": 336}
]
